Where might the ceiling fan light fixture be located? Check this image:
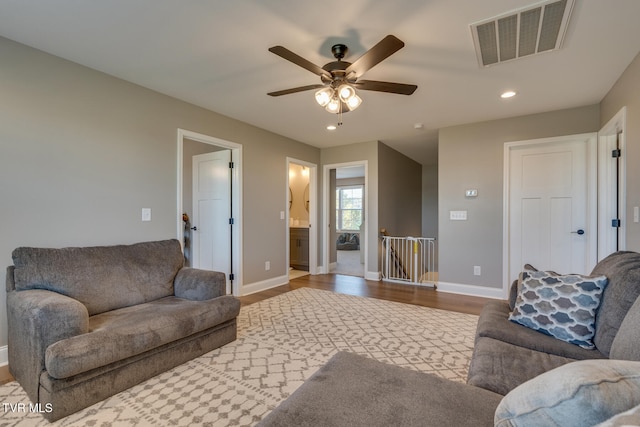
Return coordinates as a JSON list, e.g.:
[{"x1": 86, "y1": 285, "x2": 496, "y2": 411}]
[
  {"x1": 338, "y1": 84, "x2": 356, "y2": 102},
  {"x1": 325, "y1": 97, "x2": 341, "y2": 113},
  {"x1": 345, "y1": 94, "x2": 362, "y2": 111},
  {"x1": 315, "y1": 87, "x2": 334, "y2": 107}
]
